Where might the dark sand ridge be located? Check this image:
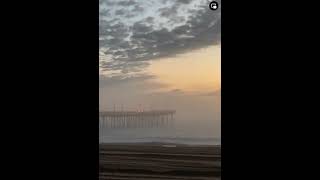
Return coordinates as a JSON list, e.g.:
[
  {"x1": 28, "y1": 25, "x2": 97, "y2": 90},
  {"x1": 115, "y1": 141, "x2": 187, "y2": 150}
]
[{"x1": 99, "y1": 143, "x2": 221, "y2": 180}]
